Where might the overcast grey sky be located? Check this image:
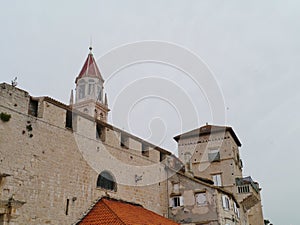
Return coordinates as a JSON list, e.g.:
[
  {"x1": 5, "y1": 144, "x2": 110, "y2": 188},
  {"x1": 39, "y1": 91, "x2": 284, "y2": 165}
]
[{"x1": 1, "y1": 1, "x2": 300, "y2": 224}]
